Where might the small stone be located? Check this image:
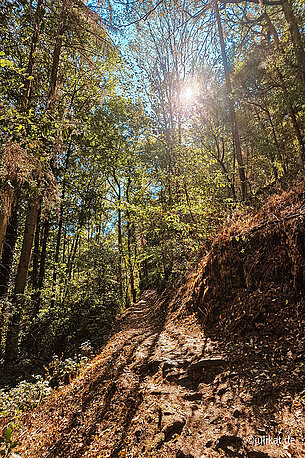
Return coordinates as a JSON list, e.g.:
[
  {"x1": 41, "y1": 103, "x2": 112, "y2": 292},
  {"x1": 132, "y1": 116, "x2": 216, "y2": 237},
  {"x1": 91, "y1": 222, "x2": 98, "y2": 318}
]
[
  {"x1": 189, "y1": 357, "x2": 227, "y2": 373},
  {"x1": 163, "y1": 418, "x2": 186, "y2": 442},
  {"x1": 233, "y1": 409, "x2": 241, "y2": 418},
  {"x1": 176, "y1": 451, "x2": 194, "y2": 458},
  {"x1": 183, "y1": 391, "x2": 203, "y2": 401},
  {"x1": 217, "y1": 387, "x2": 227, "y2": 397},
  {"x1": 214, "y1": 435, "x2": 243, "y2": 452}
]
